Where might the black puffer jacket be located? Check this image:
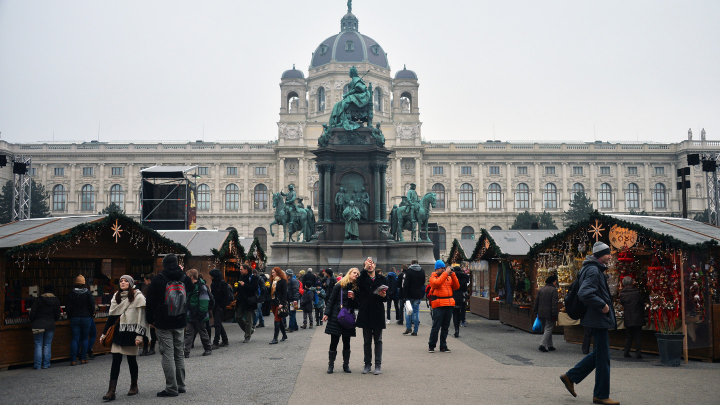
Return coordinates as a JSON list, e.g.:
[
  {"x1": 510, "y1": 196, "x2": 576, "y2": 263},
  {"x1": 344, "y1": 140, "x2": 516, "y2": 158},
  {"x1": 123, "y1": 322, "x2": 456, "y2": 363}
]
[
  {"x1": 235, "y1": 272, "x2": 259, "y2": 309},
  {"x1": 210, "y1": 274, "x2": 232, "y2": 308},
  {"x1": 66, "y1": 287, "x2": 96, "y2": 318},
  {"x1": 619, "y1": 285, "x2": 646, "y2": 327},
  {"x1": 324, "y1": 282, "x2": 358, "y2": 337},
  {"x1": 355, "y1": 270, "x2": 388, "y2": 330},
  {"x1": 403, "y1": 264, "x2": 426, "y2": 300},
  {"x1": 452, "y1": 270, "x2": 469, "y2": 305},
  {"x1": 287, "y1": 277, "x2": 301, "y2": 304},
  {"x1": 30, "y1": 293, "x2": 61, "y2": 331}
]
